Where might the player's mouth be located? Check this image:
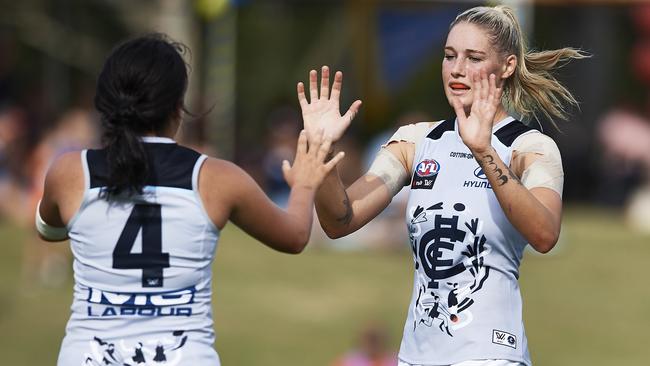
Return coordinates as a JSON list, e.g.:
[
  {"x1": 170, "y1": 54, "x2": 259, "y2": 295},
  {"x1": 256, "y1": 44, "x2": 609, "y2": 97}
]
[{"x1": 449, "y1": 82, "x2": 471, "y2": 94}]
